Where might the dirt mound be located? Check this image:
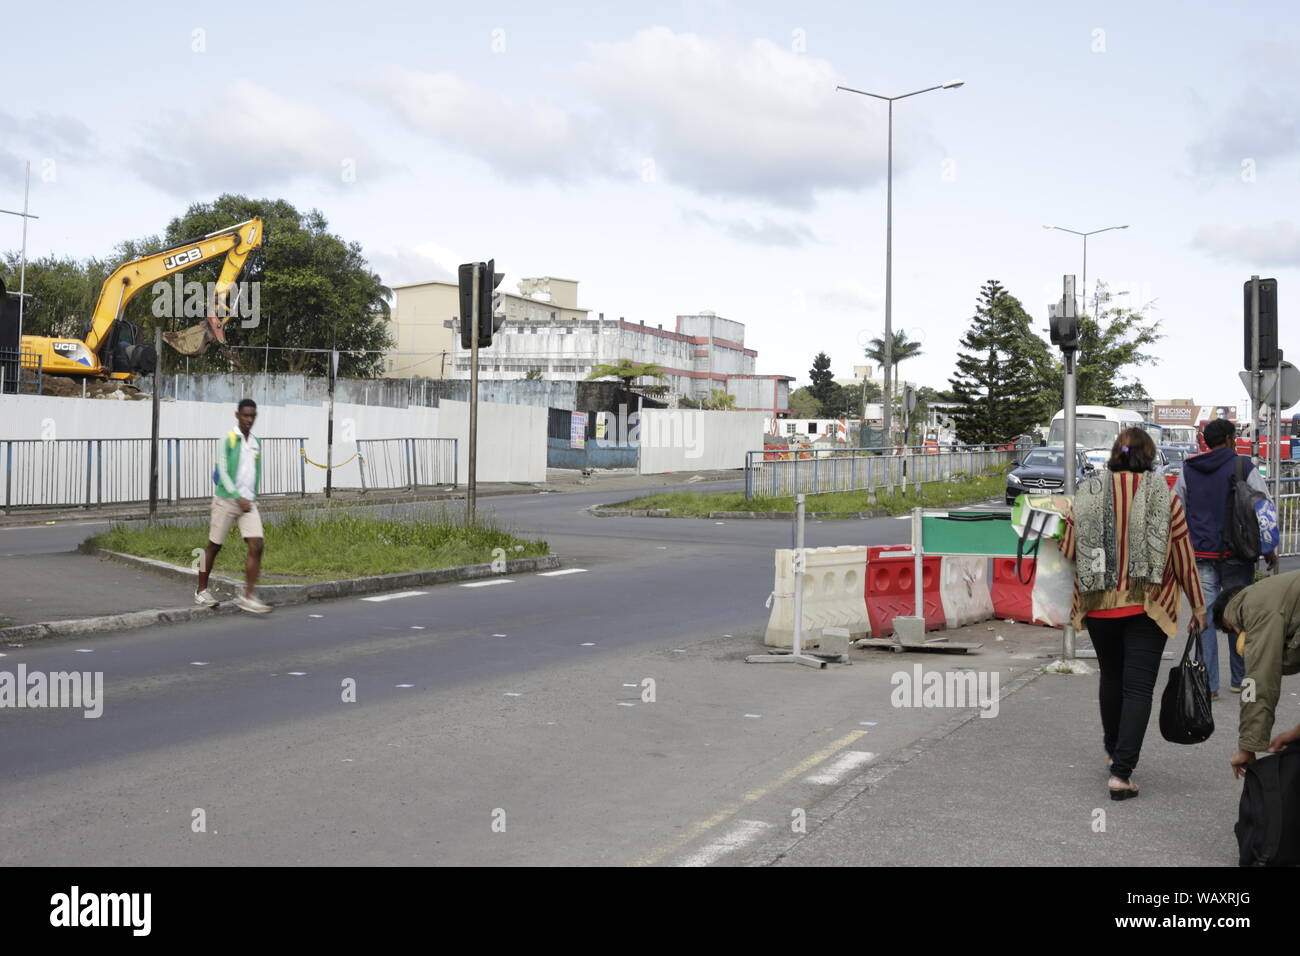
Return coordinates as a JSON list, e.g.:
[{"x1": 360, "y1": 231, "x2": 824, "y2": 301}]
[{"x1": 26, "y1": 376, "x2": 146, "y2": 400}]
